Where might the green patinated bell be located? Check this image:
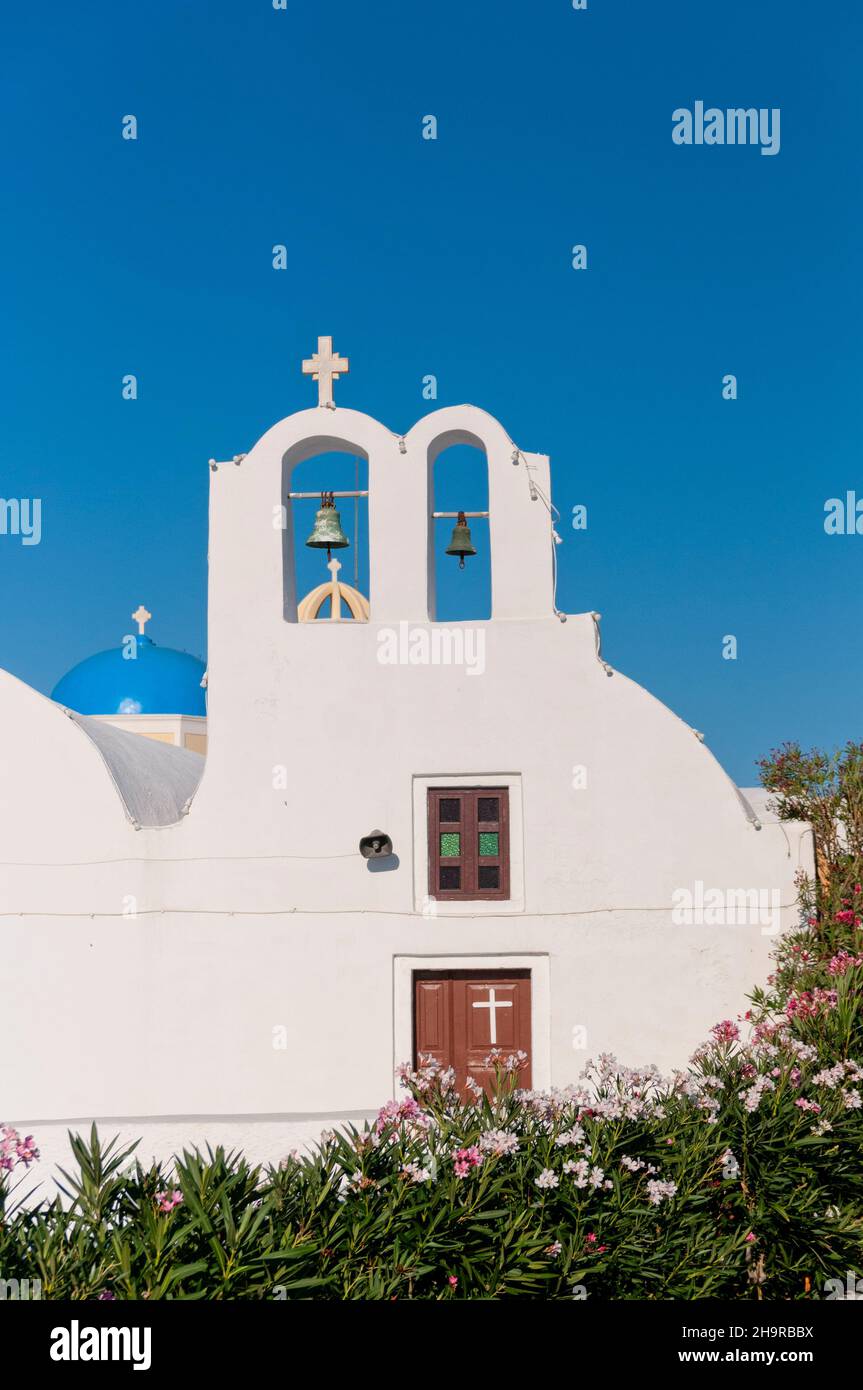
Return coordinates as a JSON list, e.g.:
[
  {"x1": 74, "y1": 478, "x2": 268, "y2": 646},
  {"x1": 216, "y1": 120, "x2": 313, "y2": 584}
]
[
  {"x1": 305, "y1": 492, "x2": 350, "y2": 551},
  {"x1": 445, "y1": 511, "x2": 477, "y2": 569}
]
